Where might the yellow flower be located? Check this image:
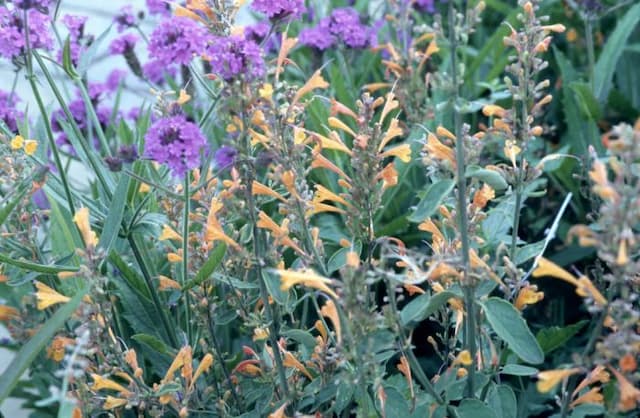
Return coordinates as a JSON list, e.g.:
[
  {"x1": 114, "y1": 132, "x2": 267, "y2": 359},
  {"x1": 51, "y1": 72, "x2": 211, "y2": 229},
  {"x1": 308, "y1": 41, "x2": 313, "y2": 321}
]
[
  {"x1": 566, "y1": 28, "x2": 578, "y2": 42},
  {"x1": 258, "y1": 83, "x2": 273, "y2": 100},
  {"x1": 190, "y1": 353, "x2": 213, "y2": 390},
  {"x1": 436, "y1": 126, "x2": 456, "y2": 141},
  {"x1": 35, "y1": 282, "x2": 70, "y2": 310},
  {"x1": 313, "y1": 184, "x2": 350, "y2": 207},
  {"x1": 453, "y1": 350, "x2": 473, "y2": 366},
  {"x1": 167, "y1": 251, "x2": 183, "y2": 263},
  {"x1": 376, "y1": 162, "x2": 398, "y2": 190},
  {"x1": 378, "y1": 118, "x2": 403, "y2": 152},
  {"x1": 0, "y1": 304, "x2": 19, "y2": 321},
  {"x1": 472, "y1": 184, "x2": 495, "y2": 209},
  {"x1": 320, "y1": 299, "x2": 342, "y2": 343},
  {"x1": 609, "y1": 367, "x2": 640, "y2": 412},
  {"x1": 283, "y1": 351, "x2": 313, "y2": 380},
  {"x1": 536, "y1": 368, "x2": 581, "y2": 393},
  {"x1": 139, "y1": 183, "x2": 151, "y2": 193},
  {"x1": 570, "y1": 387, "x2": 604, "y2": 408},
  {"x1": 257, "y1": 211, "x2": 304, "y2": 254},
  {"x1": 504, "y1": 140, "x2": 521, "y2": 166},
  {"x1": 425, "y1": 133, "x2": 456, "y2": 168},
  {"x1": 381, "y1": 143, "x2": 412, "y2": 163},
  {"x1": 268, "y1": 402, "x2": 288, "y2": 418},
  {"x1": 159, "y1": 224, "x2": 182, "y2": 242},
  {"x1": 46, "y1": 336, "x2": 75, "y2": 362},
  {"x1": 425, "y1": 39, "x2": 439, "y2": 58},
  {"x1": 10, "y1": 135, "x2": 24, "y2": 150},
  {"x1": 90, "y1": 374, "x2": 132, "y2": 396},
  {"x1": 253, "y1": 327, "x2": 269, "y2": 341},
  {"x1": 514, "y1": 284, "x2": 544, "y2": 310},
  {"x1": 379, "y1": 91, "x2": 400, "y2": 123},
  {"x1": 278, "y1": 269, "x2": 338, "y2": 299},
  {"x1": 176, "y1": 89, "x2": 191, "y2": 105},
  {"x1": 310, "y1": 131, "x2": 352, "y2": 155},
  {"x1": 205, "y1": 197, "x2": 240, "y2": 250},
  {"x1": 566, "y1": 225, "x2": 598, "y2": 247},
  {"x1": 292, "y1": 69, "x2": 329, "y2": 105},
  {"x1": 532, "y1": 258, "x2": 606, "y2": 306},
  {"x1": 162, "y1": 346, "x2": 190, "y2": 384},
  {"x1": 103, "y1": 396, "x2": 129, "y2": 410},
  {"x1": 158, "y1": 275, "x2": 181, "y2": 291},
  {"x1": 73, "y1": 207, "x2": 98, "y2": 248},
  {"x1": 328, "y1": 117, "x2": 357, "y2": 137},
  {"x1": 24, "y1": 140, "x2": 38, "y2": 155},
  {"x1": 482, "y1": 104, "x2": 506, "y2": 118},
  {"x1": 252, "y1": 181, "x2": 286, "y2": 202}
]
